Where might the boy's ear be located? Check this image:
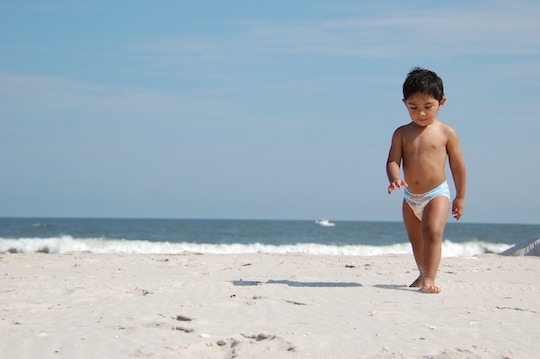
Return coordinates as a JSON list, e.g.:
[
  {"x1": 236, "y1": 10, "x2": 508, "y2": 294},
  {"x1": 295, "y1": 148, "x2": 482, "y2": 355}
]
[{"x1": 439, "y1": 97, "x2": 447, "y2": 107}]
